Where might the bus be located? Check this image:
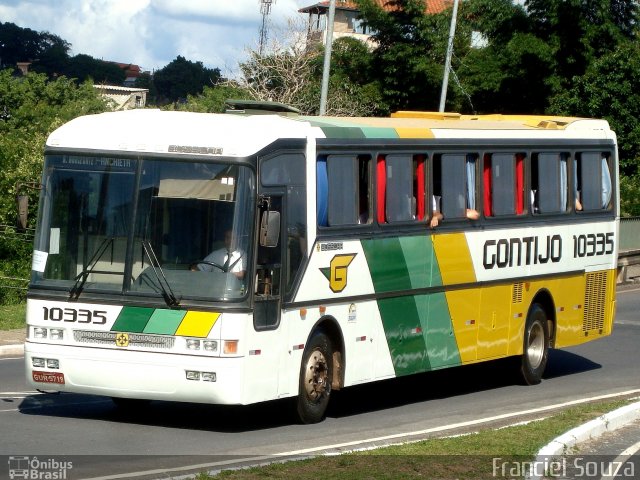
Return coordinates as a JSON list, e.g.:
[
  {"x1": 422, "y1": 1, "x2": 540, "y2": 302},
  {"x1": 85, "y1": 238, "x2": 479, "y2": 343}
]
[{"x1": 24, "y1": 105, "x2": 618, "y2": 423}]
